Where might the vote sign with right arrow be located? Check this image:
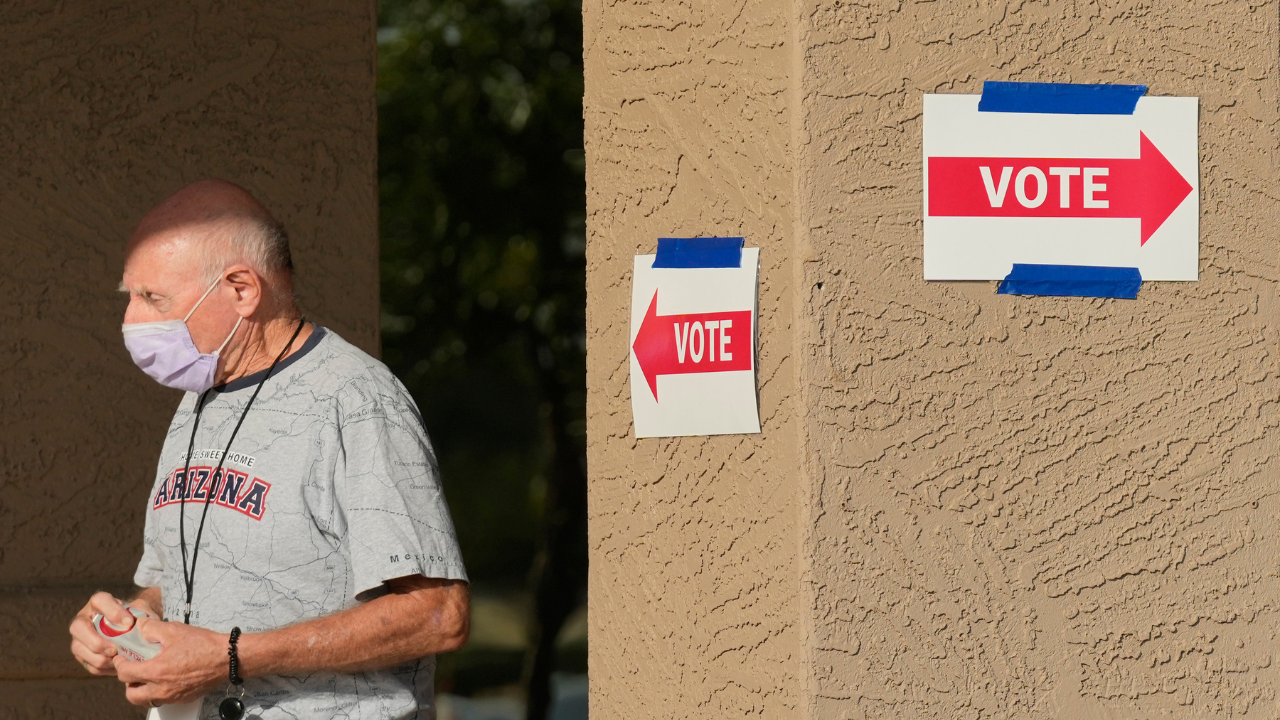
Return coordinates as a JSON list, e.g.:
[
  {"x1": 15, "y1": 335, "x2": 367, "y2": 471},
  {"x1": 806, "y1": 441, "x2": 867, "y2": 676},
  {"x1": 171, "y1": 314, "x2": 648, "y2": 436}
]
[{"x1": 923, "y1": 94, "x2": 1199, "y2": 281}]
